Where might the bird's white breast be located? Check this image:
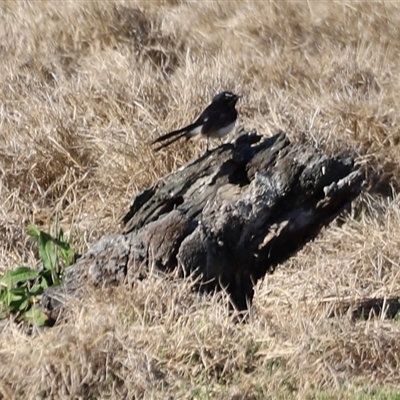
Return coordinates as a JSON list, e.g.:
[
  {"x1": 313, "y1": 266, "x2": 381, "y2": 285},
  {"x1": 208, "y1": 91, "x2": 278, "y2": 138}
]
[
  {"x1": 187, "y1": 125, "x2": 203, "y2": 137},
  {"x1": 208, "y1": 121, "x2": 236, "y2": 138}
]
